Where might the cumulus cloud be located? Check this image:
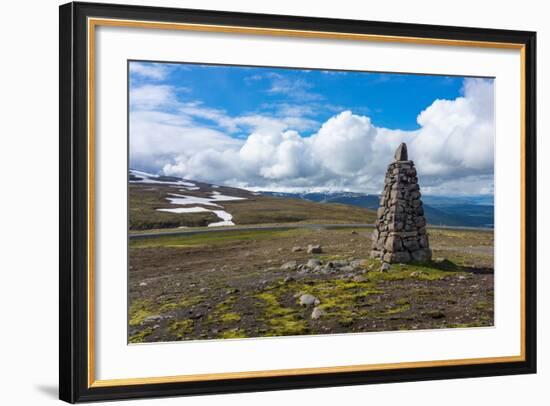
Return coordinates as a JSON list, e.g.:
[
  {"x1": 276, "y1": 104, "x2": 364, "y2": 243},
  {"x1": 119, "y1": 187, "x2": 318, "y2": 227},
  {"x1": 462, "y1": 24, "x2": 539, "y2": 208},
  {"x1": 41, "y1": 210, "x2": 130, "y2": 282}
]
[
  {"x1": 130, "y1": 110, "x2": 241, "y2": 173},
  {"x1": 129, "y1": 62, "x2": 190, "y2": 81},
  {"x1": 130, "y1": 78, "x2": 494, "y2": 195},
  {"x1": 129, "y1": 62, "x2": 171, "y2": 81},
  {"x1": 130, "y1": 85, "x2": 178, "y2": 110}
]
